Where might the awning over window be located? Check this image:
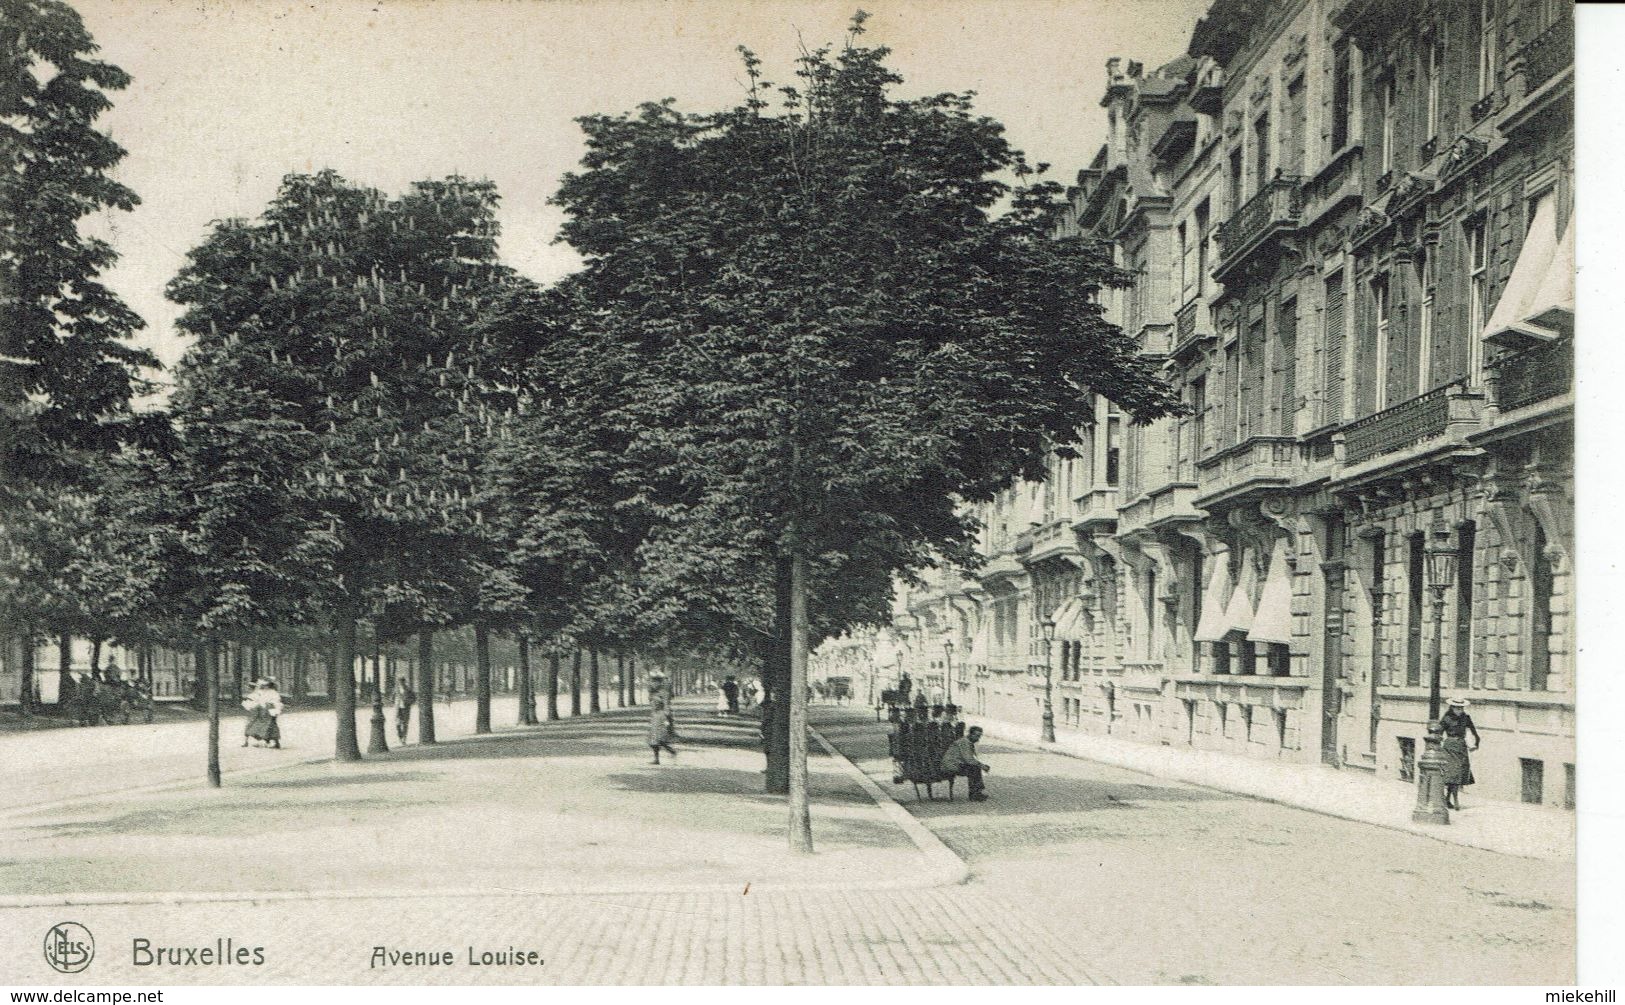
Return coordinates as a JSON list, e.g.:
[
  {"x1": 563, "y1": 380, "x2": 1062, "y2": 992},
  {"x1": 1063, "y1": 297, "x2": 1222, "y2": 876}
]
[
  {"x1": 1193, "y1": 547, "x2": 1234, "y2": 643},
  {"x1": 1221, "y1": 547, "x2": 1258, "y2": 638},
  {"x1": 1052, "y1": 597, "x2": 1086, "y2": 641},
  {"x1": 1247, "y1": 538, "x2": 1295, "y2": 646},
  {"x1": 1483, "y1": 197, "x2": 1573, "y2": 348}
]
